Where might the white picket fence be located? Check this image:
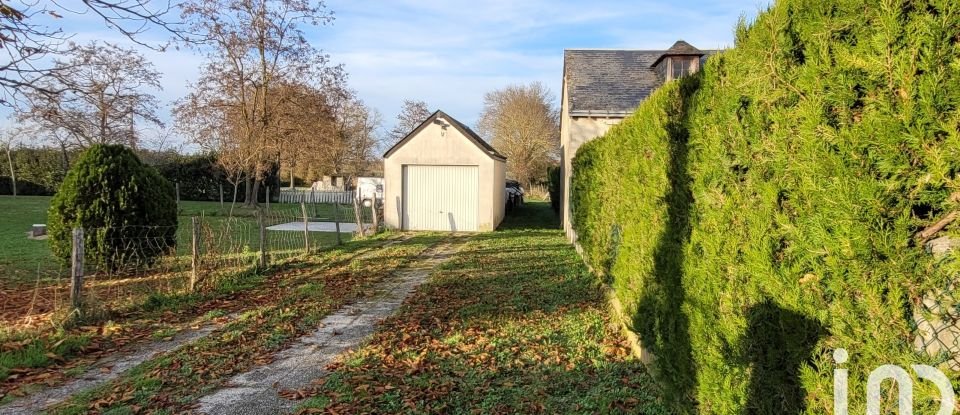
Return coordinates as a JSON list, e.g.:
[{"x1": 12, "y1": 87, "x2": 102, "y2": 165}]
[{"x1": 278, "y1": 189, "x2": 355, "y2": 204}]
